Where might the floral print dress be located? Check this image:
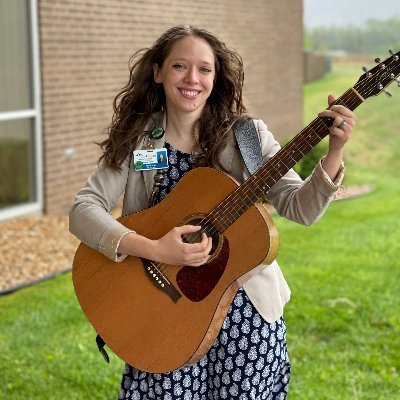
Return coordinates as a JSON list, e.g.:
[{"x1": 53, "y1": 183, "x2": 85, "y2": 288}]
[{"x1": 118, "y1": 143, "x2": 291, "y2": 400}]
